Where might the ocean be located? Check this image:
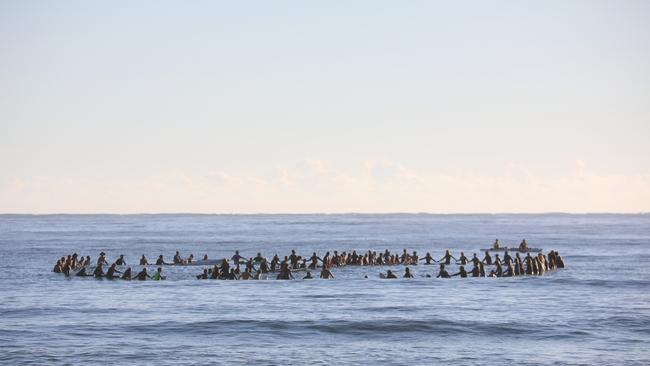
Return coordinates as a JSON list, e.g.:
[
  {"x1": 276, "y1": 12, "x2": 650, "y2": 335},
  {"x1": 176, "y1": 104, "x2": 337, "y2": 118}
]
[{"x1": 0, "y1": 213, "x2": 649, "y2": 365}]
